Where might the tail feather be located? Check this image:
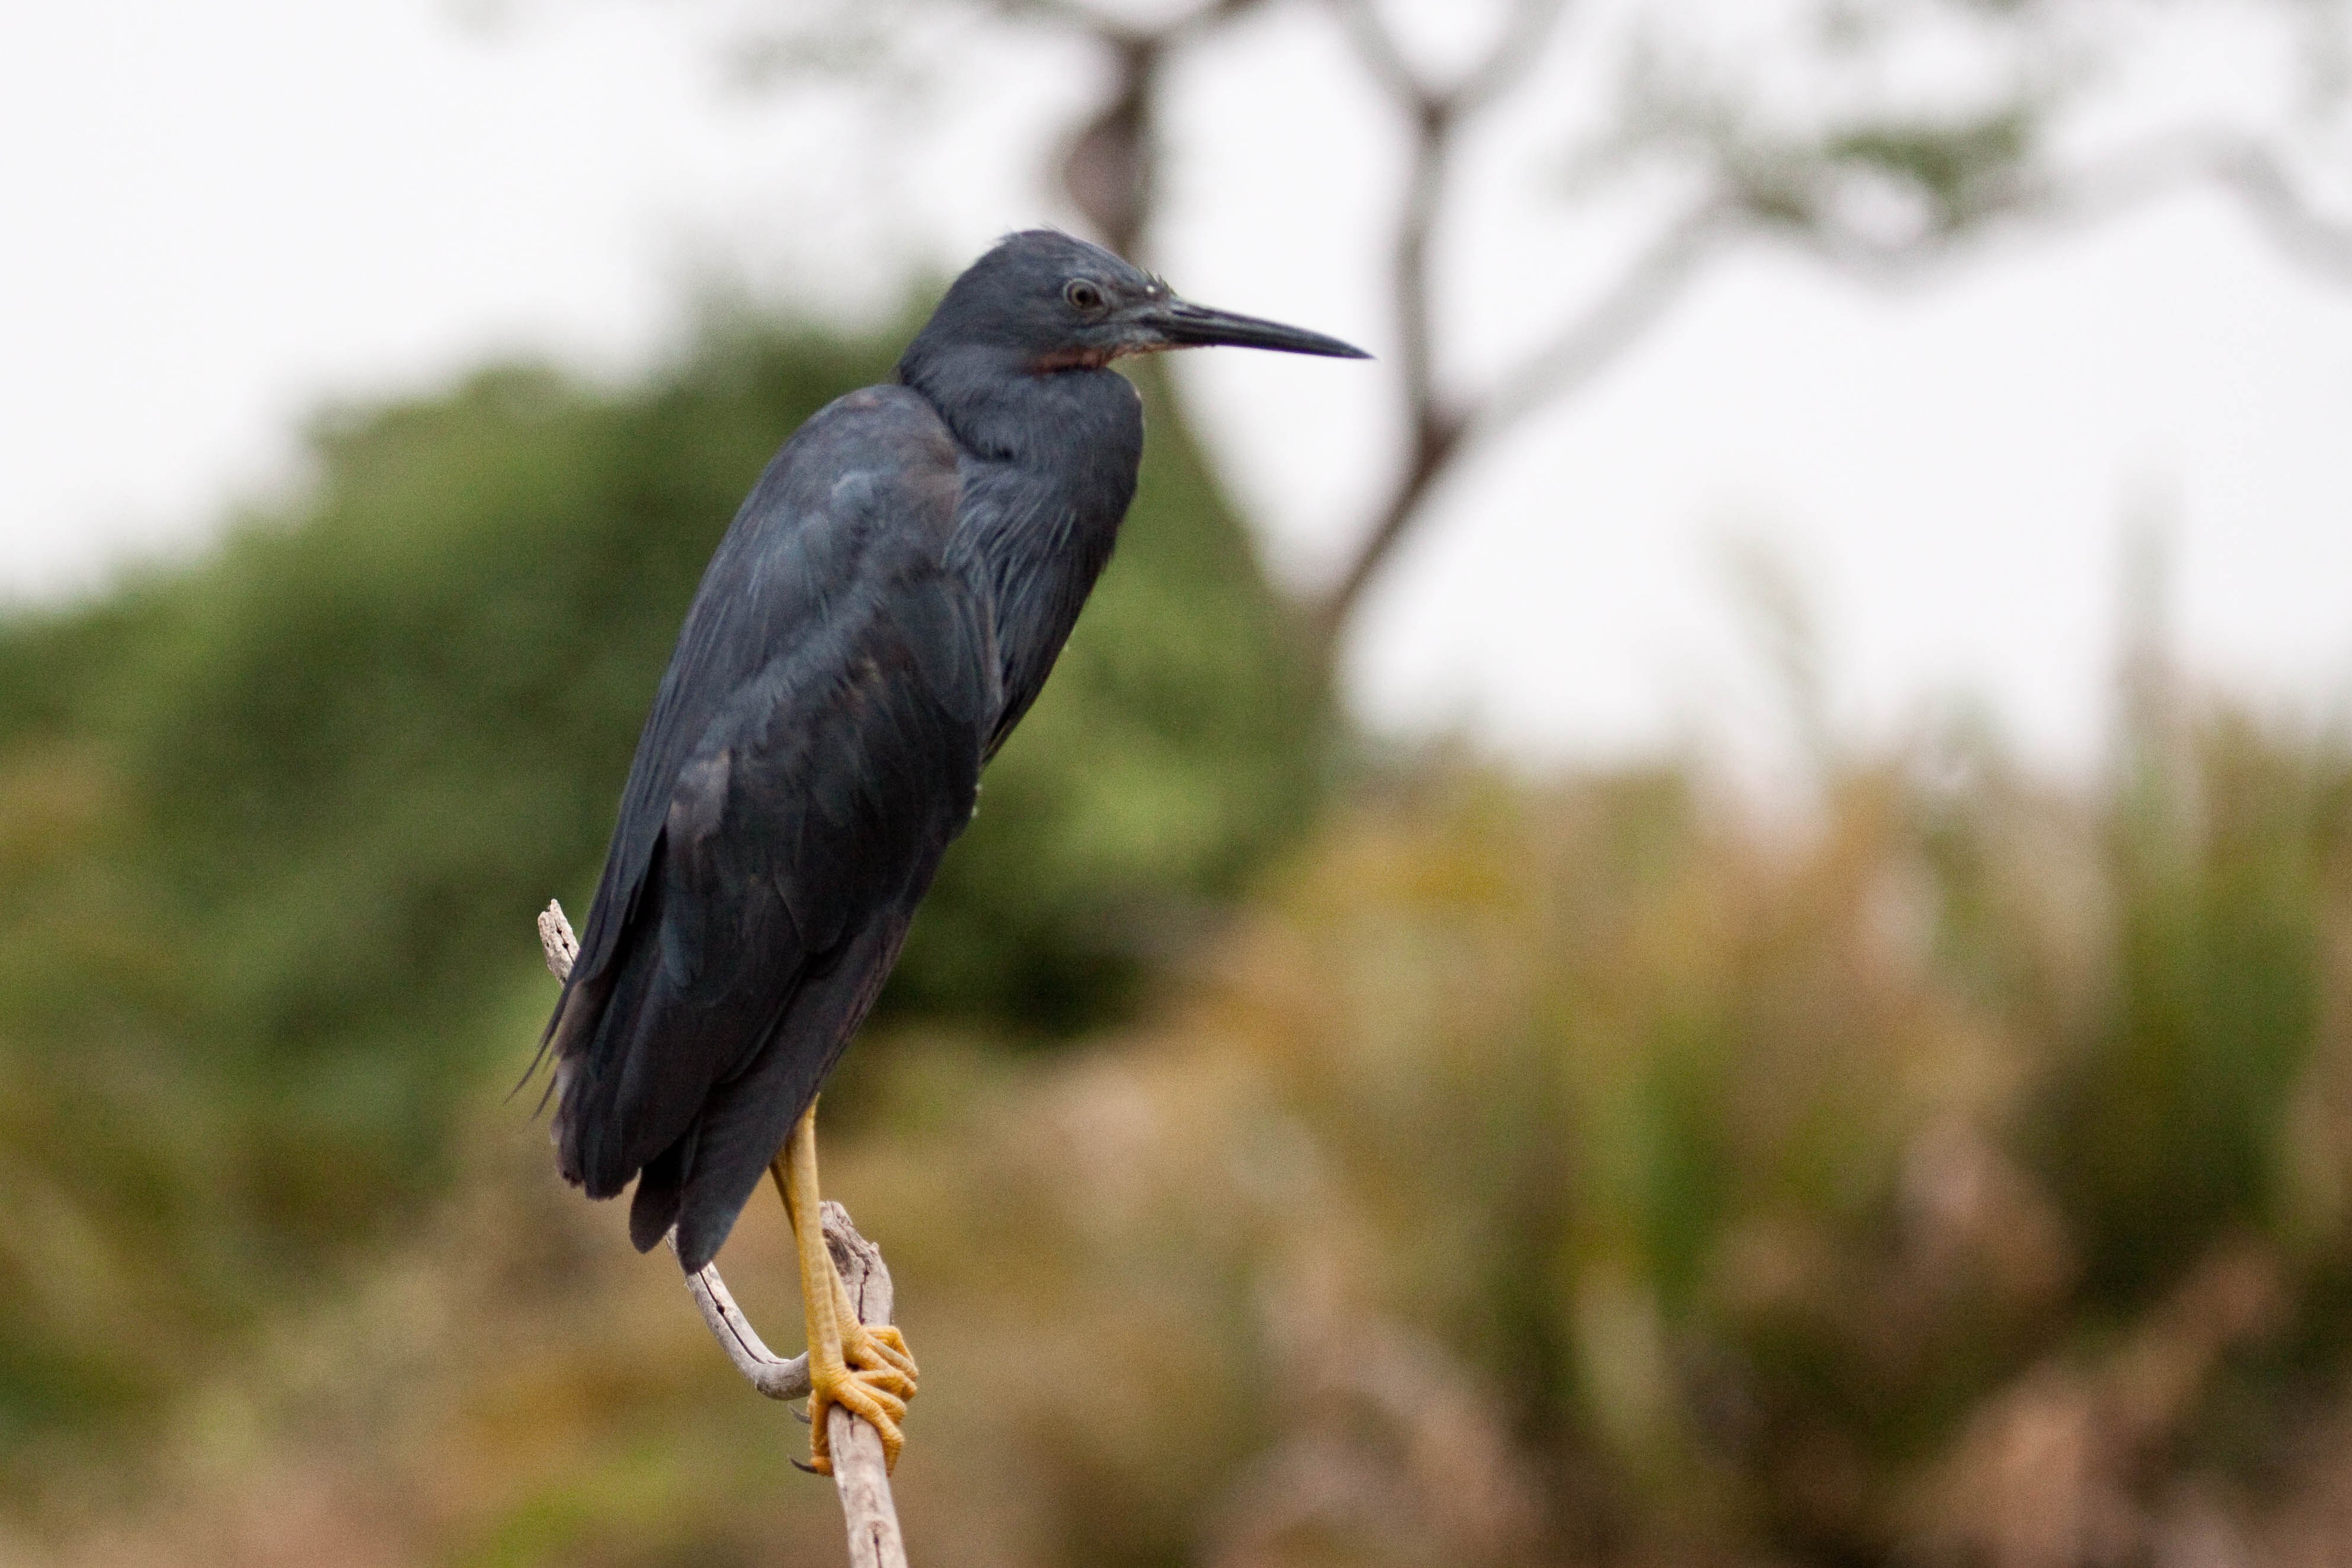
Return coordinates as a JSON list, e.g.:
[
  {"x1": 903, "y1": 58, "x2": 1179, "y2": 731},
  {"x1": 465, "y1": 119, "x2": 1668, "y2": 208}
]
[
  {"x1": 670, "y1": 913, "x2": 912, "y2": 1272},
  {"x1": 553, "y1": 841, "x2": 811, "y2": 1213},
  {"x1": 629, "y1": 1127, "x2": 695, "y2": 1252}
]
